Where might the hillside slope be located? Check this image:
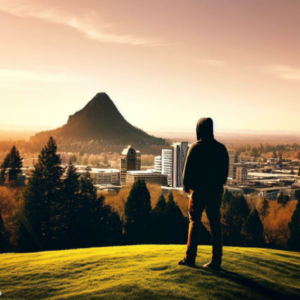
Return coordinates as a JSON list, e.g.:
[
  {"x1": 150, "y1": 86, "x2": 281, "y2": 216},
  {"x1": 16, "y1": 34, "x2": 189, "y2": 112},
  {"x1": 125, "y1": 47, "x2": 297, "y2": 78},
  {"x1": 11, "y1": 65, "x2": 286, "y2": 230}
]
[
  {"x1": 32, "y1": 93, "x2": 165, "y2": 144},
  {"x1": 1, "y1": 245, "x2": 300, "y2": 300}
]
